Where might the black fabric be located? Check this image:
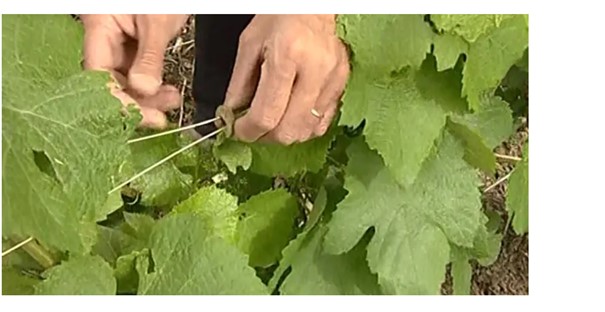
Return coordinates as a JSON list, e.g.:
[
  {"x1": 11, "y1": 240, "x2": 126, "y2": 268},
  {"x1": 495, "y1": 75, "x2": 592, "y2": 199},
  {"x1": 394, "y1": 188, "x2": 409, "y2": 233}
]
[{"x1": 192, "y1": 14, "x2": 254, "y2": 135}]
